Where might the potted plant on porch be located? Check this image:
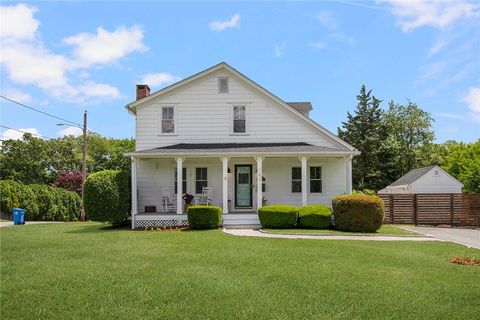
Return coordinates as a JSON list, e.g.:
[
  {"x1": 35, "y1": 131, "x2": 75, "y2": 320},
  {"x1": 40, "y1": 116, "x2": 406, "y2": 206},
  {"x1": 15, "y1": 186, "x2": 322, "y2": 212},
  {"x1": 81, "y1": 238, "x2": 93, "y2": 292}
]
[{"x1": 183, "y1": 193, "x2": 194, "y2": 213}]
